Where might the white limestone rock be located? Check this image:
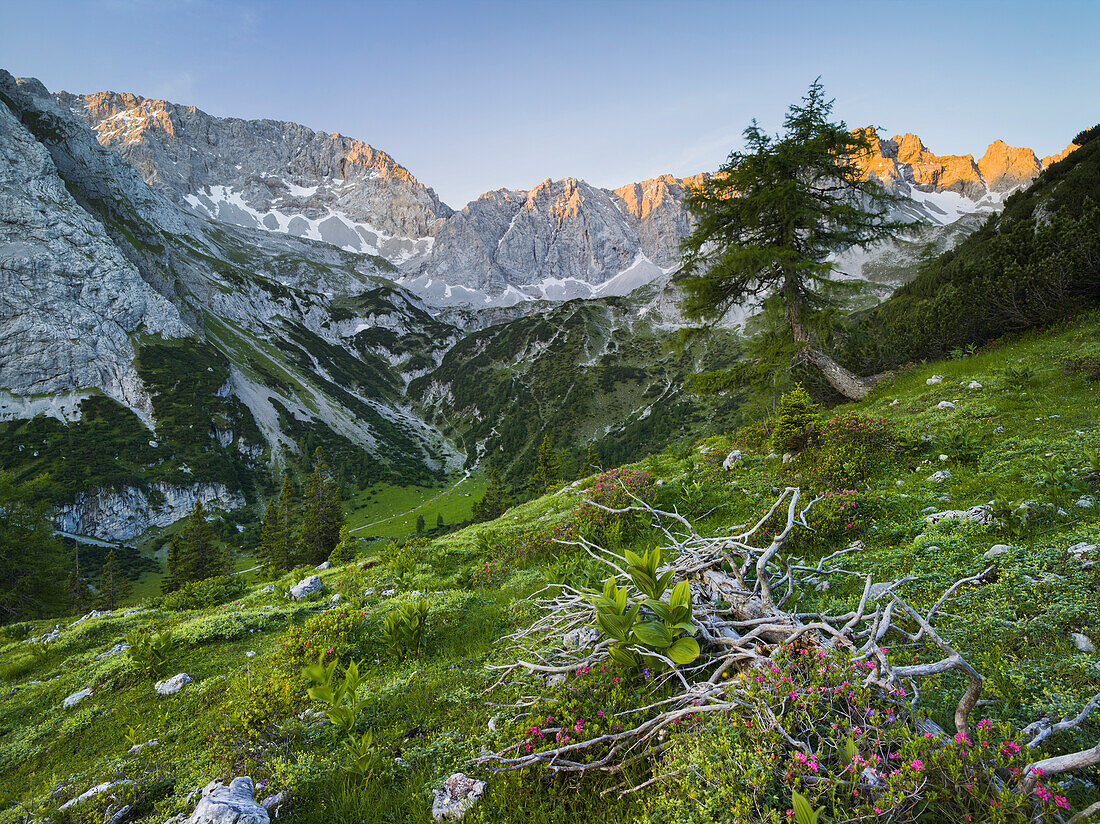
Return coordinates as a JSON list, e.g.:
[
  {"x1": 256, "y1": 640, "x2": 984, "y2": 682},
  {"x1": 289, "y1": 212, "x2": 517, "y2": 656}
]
[
  {"x1": 155, "y1": 673, "x2": 193, "y2": 695},
  {"x1": 722, "y1": 450, "x2": 742, "y2": 470},
  {"x1": 926, "y1": 375, "x2": 944, "y2": 385},
  {"x1": 937, "y1": 401, "x2": 957, "y2": 410},
  {"x1": 984, "y1": 544, "x2": 1010, "y2": 559},
  {"x1": 432, "y1": 773, "x2": 487, "y2": 821},
  {"x1": 63, "y1": 688, "x2": 92, "y2": 708},
  {"x1": 183, "y1": 777, "x2": 269, "y2": 824},
  {"x1": 1071, "y1": 633, "x2": 1096, "y2": 654},
  {"x1": 315, "y1": 561, "x2": 332, "y2": 570},
  {"x1": 925, "y1": 505, "x2": 994, "y2": 526},
  {"x1": 563, "y1": 626, "x2": 600, "y2": 650},
  {"x1": 928, "y1": 470, "x2": 953, "y2": 483},
  {"x1": 290, "y1": 576, "x2": 323, "y2": 600},
  {"x1": 95, "y1": 642, "x2": 128, "y2": 660}
]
